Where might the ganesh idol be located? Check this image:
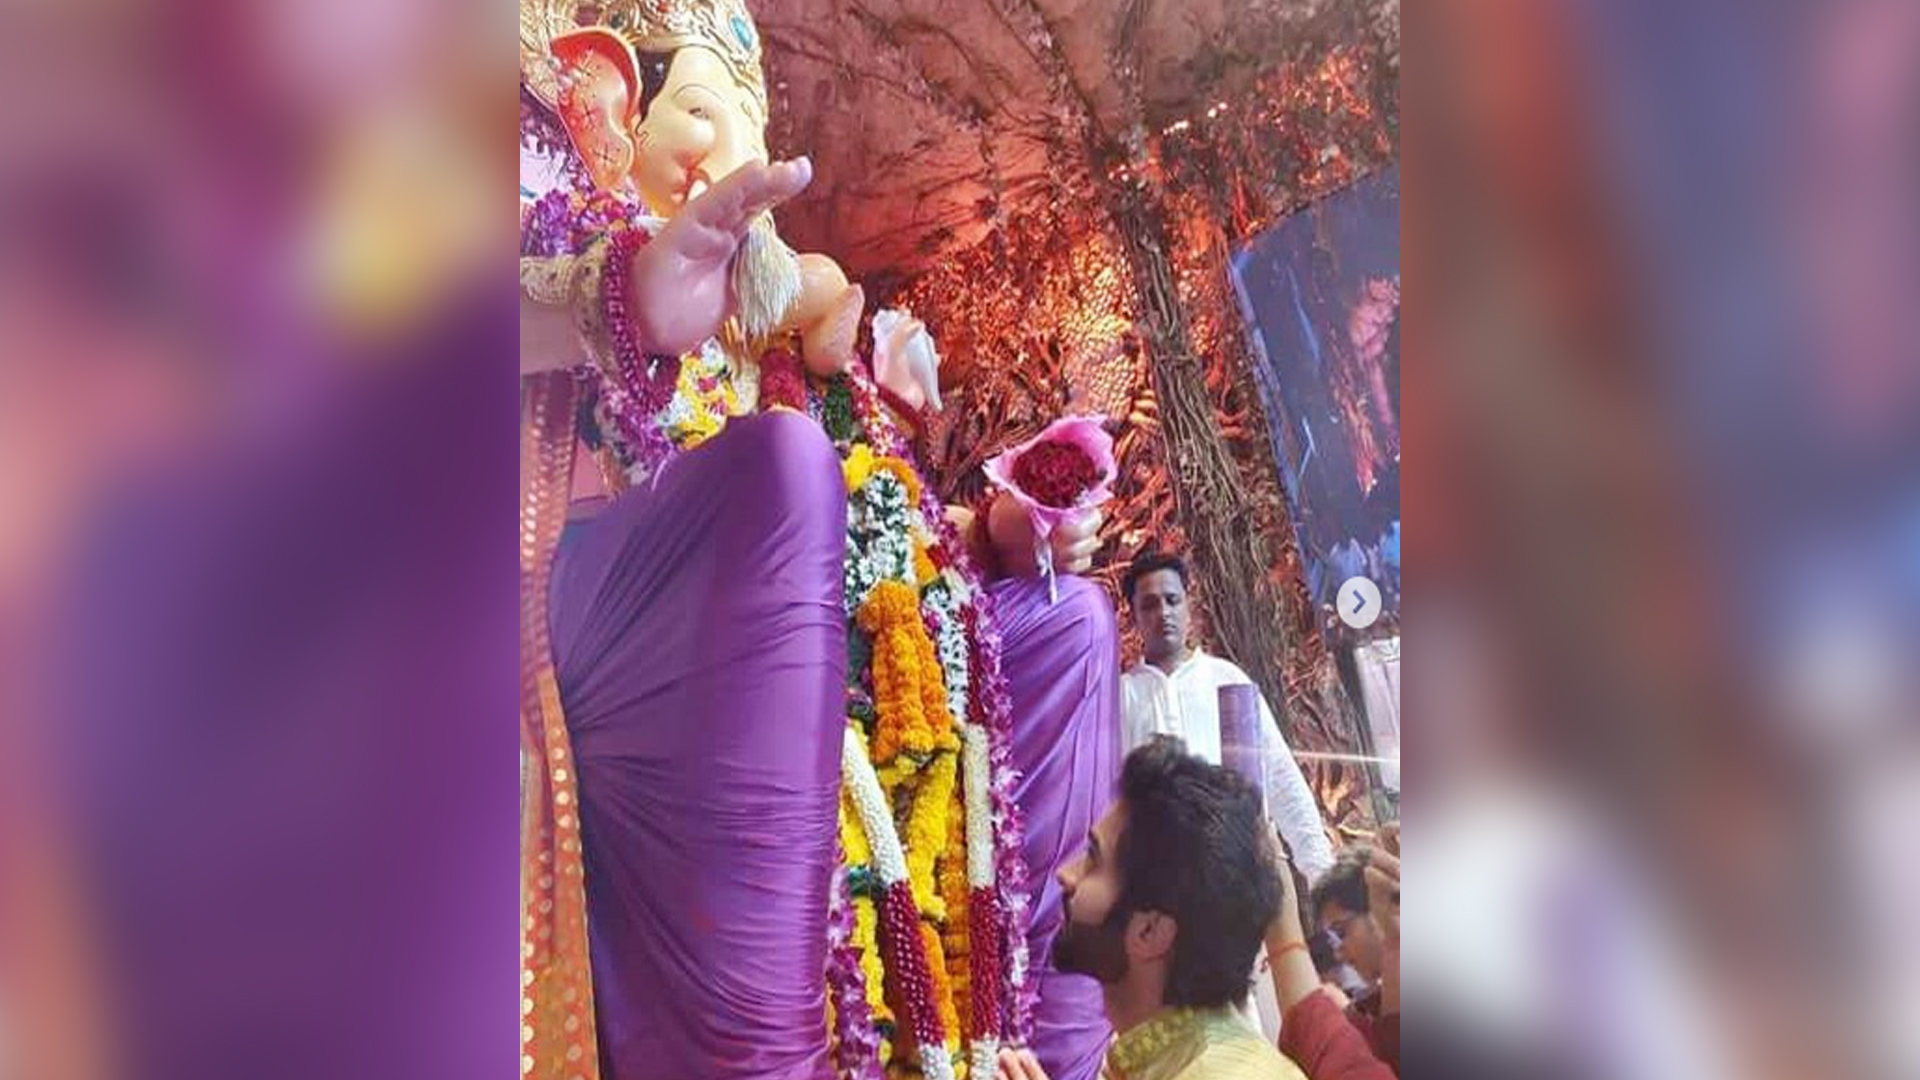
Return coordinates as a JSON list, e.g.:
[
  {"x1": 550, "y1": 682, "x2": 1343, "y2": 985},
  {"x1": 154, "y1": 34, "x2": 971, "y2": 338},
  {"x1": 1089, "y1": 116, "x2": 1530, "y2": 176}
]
[{"x1": 516, "y1": 2, "x2": 1118, "y2": 1079}]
